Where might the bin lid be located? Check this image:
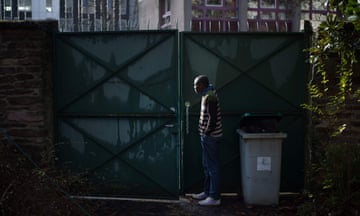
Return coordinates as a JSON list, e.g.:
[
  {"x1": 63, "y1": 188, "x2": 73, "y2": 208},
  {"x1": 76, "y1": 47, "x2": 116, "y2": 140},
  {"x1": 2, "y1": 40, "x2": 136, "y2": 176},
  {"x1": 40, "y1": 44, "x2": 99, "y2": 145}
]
[
  {"x1": 239, "y1": 112, "x2": 282, "y2": 133},
  {"x1": 236, "y1": 129, "x2": 287, "y2": 139}
]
